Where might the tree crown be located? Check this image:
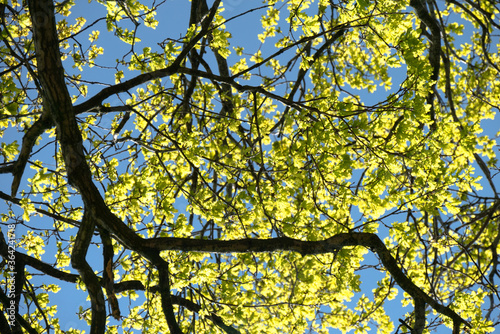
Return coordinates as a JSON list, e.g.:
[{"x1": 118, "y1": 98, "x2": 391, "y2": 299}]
[{"x1": 0, "y1": 0, "x2": 499, "y2": 333}]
